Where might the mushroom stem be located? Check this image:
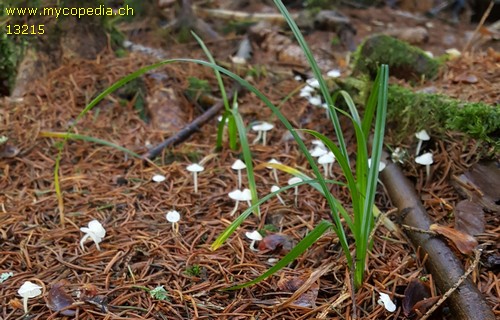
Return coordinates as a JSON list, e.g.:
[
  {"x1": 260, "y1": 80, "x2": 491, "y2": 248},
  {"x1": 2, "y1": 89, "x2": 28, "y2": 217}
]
[
  {"x1": 276, "y1": 194, "x2": 286, "y2": 206},
  {"x1": 230, "y1": 200, "x2": 239, "y2": 216},
  {"x1": 22, "y1": 297, "x2": 28, "y2": 314},
  {"x1": 294, "y1": 187, "x2": 298, "y2": 206},
  {"x1": 322, "y1": 164, "x2": 328, "y2": 177},
  {"x1": 416, "y1": 140, "x2": 423, "y2": 156},
  {"x1": 252, "y1": 131, "x2": 262, "y2": 145},
  {"x1": 237, "y1": 171, "x2": 242, "y2": 189},
  {"x1": 425, "y1": 164, "x2": 431, "y2": 183},
  {"x1": 329, "y1": 163, "x2": 334, "y2": 178},
  {"x1": 249, "y1": 240, "x2": 257, "y2": 251},
  {"x1": 193, "y1": 172, "x2": 198, "y2": 193},
  {"x1": 272, "y1": 169, "x2": 279, "y2": 183},
  {"x1": 172, "y1": 222, "x2": 179, "y2": 233},
  {"x1": 262, "y1": 131, "x2": 267, "y2": 146}
]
